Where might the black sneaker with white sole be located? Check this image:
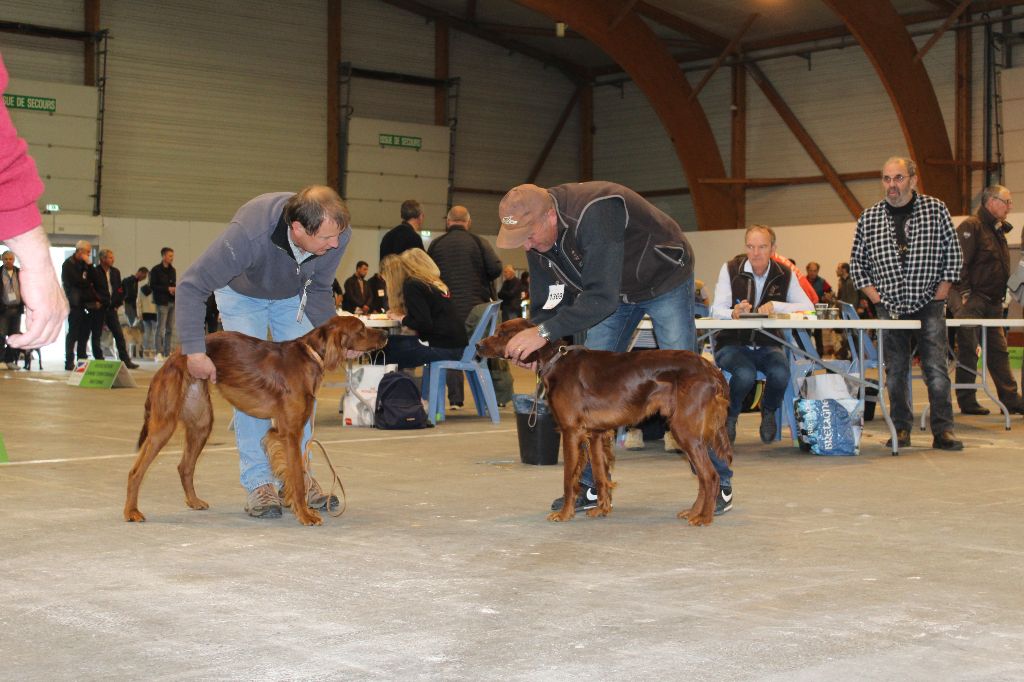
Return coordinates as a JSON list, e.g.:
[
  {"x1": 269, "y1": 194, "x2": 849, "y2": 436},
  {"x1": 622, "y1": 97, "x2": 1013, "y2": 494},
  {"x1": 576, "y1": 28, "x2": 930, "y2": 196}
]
[
  {"x1": 715, "y1": 485, "x2": 733, "y2": 516},
  {"x1": 550, "y1": 486, "x2": 599, "y2": 512}
]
